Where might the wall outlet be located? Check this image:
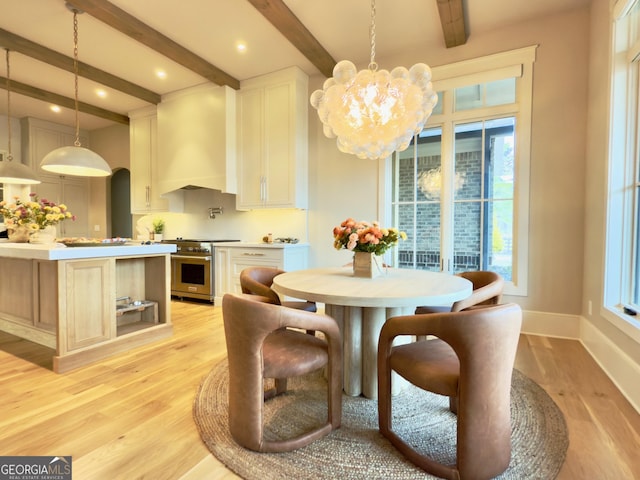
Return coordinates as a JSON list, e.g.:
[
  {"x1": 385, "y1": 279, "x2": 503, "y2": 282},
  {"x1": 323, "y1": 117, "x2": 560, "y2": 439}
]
[
  {"x1": 588, "y1": 300, "x2": 592, "y2": 316},
  {"x1": 94, "y1": 224, "x2": 100, "y2": 232}
]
